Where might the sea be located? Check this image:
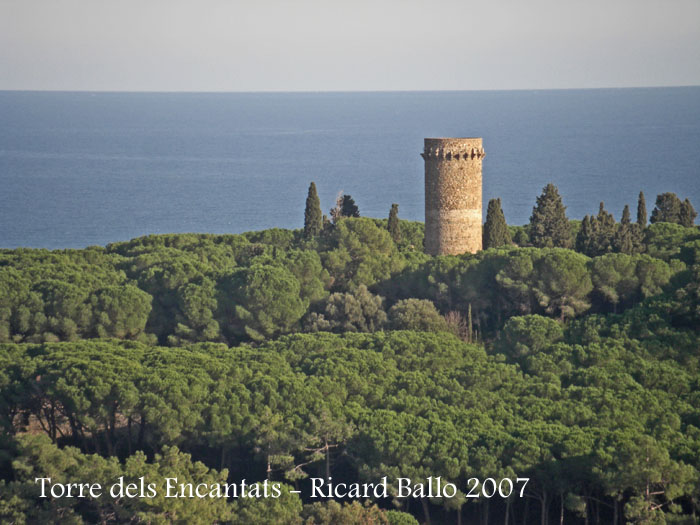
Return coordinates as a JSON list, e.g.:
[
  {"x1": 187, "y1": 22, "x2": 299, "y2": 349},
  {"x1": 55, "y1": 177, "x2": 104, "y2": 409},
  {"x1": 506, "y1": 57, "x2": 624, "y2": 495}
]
[{"x1": 0, "y1": 88, "x2": 698, "y2": 250}]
